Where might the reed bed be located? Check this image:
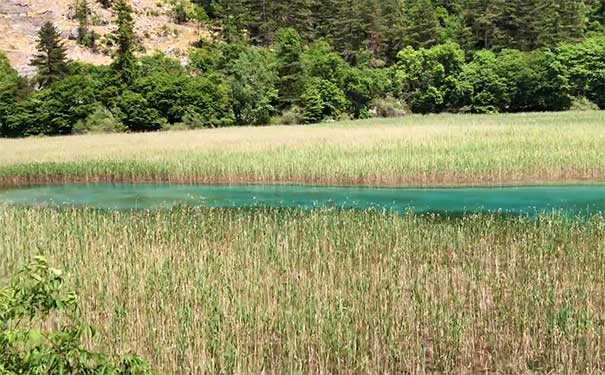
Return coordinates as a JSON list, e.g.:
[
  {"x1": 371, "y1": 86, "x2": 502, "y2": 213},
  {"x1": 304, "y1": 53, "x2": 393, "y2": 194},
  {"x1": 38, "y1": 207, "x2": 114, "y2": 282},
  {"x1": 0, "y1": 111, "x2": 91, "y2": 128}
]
[
  {"x1": 1, "y1": 111, "x2": 605, "y2": 187},
  {"x1": 1, "y1": 207, "x2": 605, "y2": 374}
]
